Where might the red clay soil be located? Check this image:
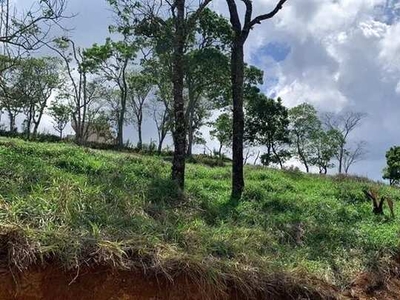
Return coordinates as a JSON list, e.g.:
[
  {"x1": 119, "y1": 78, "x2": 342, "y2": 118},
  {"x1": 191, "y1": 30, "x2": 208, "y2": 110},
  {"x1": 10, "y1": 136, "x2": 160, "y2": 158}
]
[
  {"x1": 0, "y1": 265, "x2": 322, "y2": 300},
  {"x1": 1, "y1": 265, "x2": 400, "y2": 300}
]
